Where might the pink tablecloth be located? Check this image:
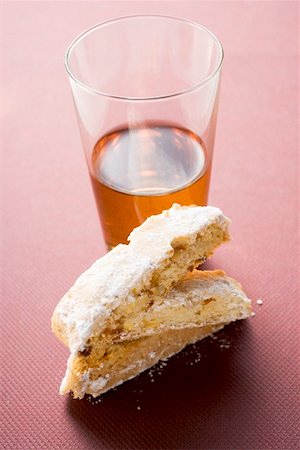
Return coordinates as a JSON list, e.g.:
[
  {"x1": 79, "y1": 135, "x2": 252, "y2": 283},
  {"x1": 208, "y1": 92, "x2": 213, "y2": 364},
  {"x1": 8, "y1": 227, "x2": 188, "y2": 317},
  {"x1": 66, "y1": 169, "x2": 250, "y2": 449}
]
[{"x1": 1, "y1": 1, "x2": 299, "y2": 449}]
